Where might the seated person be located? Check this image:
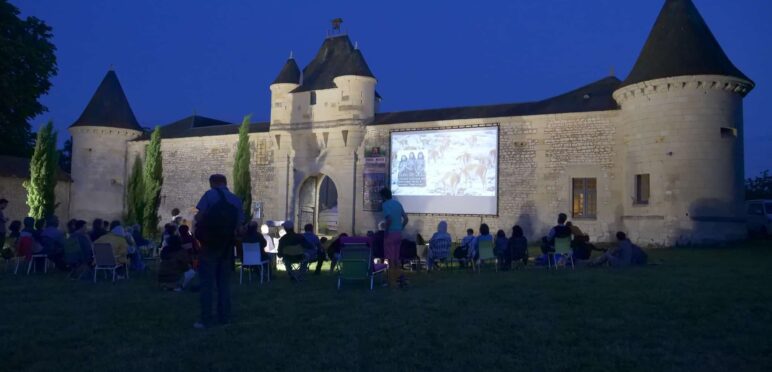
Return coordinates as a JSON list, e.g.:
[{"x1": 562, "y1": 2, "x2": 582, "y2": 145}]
[
  {"x1": 566, "y1": 221, "x2": 591, "y2": 260},
  {"x1": 301, "y1": 223, "x2": 325, "y2": 275},
  {"x1": 242, "y1": 221, "x2": 267, "y2": 259},
  {"x1": 454, "y1": 228, "x2": 475, "y2": 268},
  {"x1": 131, "y1": 224, "x2": 150, "y2": 248},
  {"x1": 472, "y1": 223, "x2": 493, "y2": 263},
  {"x1": 590, "y1": 231, "x2": 633, "y2": 268},
  {"x1": 64, "y1": 220, "x2": 93, "y2": 278},
  {"x1": 494, "y1": 229, "x2": 510, "y2": 270},
  {"x1": 94, "y1": 221, "x2": 130, "y2": 276},
  {"x1": 157, "y1": 224, "x2": 189, "y2": 290},
  {"x1": 4, "y1": 220, "x2": 21, "y2": 252},
  {"x1": 326, "y1": 233, "x2": 349, "y2": 271},
  {"x1": 508, "y1": 225, "x2": 528, "y2": 266},
  {"x1": 427, "y1": 221, "x2": 452, "y2": 271},
  {"x1": 89, "y1": 218, "x2": 107, "y2": 242},
  {"x1": 40, "y1": 215, "x2": 66, "y2": 268},
  {"x1": 277, "y1": 220, "x2": 312, "y2": 280}
]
